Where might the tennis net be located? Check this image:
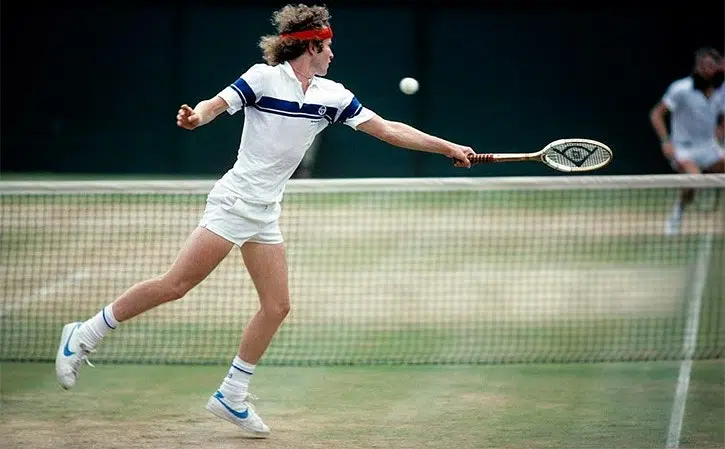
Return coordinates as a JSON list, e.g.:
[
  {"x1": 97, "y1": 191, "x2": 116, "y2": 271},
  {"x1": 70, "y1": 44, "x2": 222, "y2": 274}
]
[{"x1": 1, "y1": 175, "x2": 724, "y2": 365}]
